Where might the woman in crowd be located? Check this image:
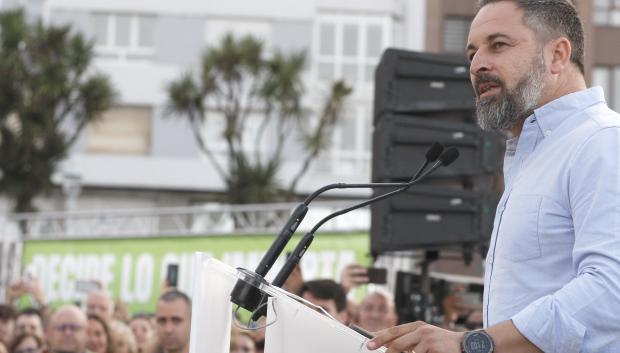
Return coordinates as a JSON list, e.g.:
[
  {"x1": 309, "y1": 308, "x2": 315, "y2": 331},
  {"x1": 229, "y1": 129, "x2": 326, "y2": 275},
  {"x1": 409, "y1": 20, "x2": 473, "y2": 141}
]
[
  {"x1": 230, "y1": 329, "x2": 256, "y2": 353},
  {"x1": 110, "y1": 321, "x2": 137, "y2": 353},
  {"x1": 128, "y1": 314, "x2": 155, "y2": 353},
  {"x1": 9, "y1": 333, "x2": 44, "y2": 353},
  {"x1": 86, "y1": 314, "x2": 114, "y2": 353}
]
